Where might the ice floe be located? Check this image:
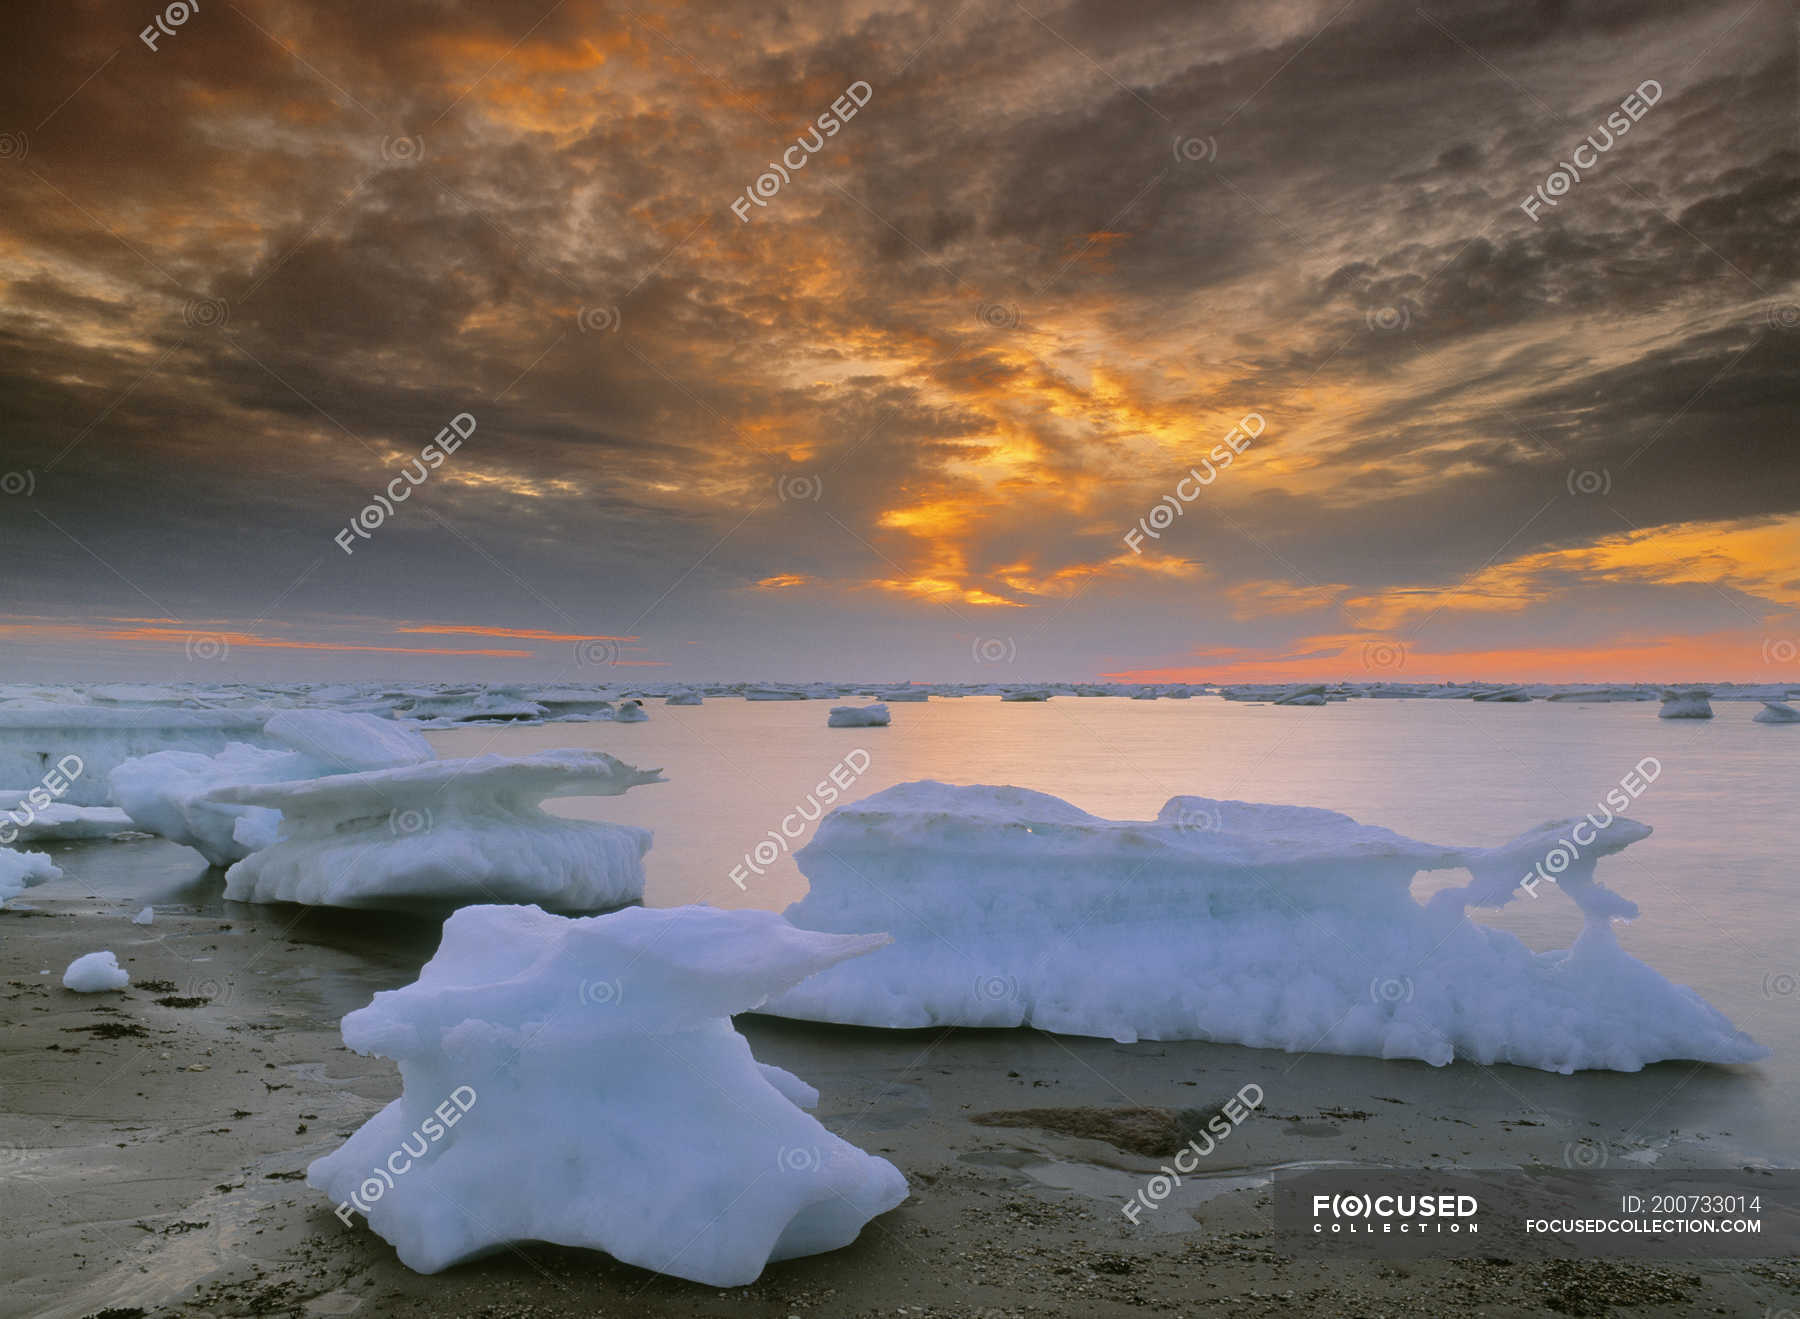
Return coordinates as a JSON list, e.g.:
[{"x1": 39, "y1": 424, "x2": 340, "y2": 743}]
[
  {"x1": 308, "y1": 902, "x2": 906, "y2": 1282},
  {"x1": 210, "y1": 750, "x2": 663, "y2": 910},
  {"x1": 110, "y1": 711, "x2": 435, "y2": 867},
  {"x1": 828, "y1": 703, "x2": 890, "y2": 728},
  {"x1": 762, "y1": 781, "x2": 1767, "y2": 1073},
  {"x1": 1659, "y1": 689, "x2": 1714, "y2": 719}
]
